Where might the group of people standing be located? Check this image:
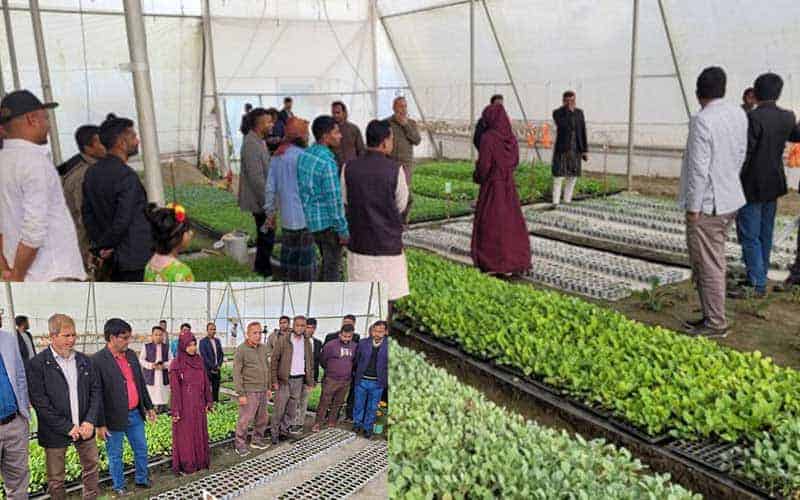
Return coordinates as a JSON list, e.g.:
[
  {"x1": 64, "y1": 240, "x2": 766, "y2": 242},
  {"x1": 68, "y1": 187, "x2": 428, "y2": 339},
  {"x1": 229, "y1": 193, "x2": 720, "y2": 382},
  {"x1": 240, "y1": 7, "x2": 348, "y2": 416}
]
[
  {"x1": 0, "y1": 315, "x2": 162, "y2": 498},
  {"x1": 678, "y1": 68, "x2": 800, "y2": 337},
  {"x1": 0, "y1": 310, "x2": 385, "y2": 499},
  {"x1": 232, "y1": 315, "x2": 389, "y2": 456},
  {"x1": 0, "y1": 90, "x2": 196, "y2": 283},
  {"x1": 238, "y1": 95, "x2": 418, "y2": 314}
]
